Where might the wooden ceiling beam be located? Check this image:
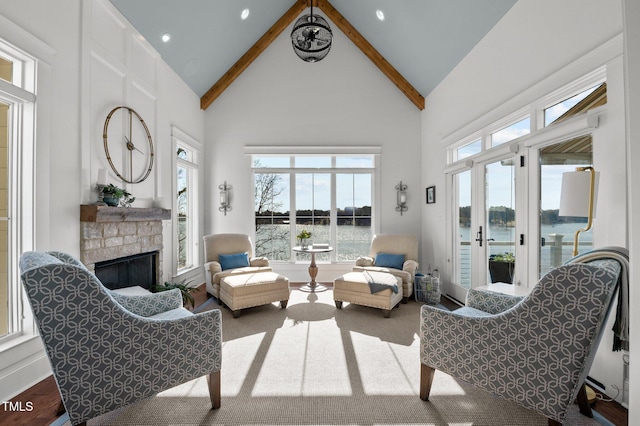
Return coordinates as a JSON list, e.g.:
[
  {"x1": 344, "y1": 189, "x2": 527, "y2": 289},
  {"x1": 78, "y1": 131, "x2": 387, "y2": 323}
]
[
  {"x1": 317, "y1": 0, "x2": 425, "y2": 110},
  {"x1": 200, "y1": 0, "x2": 307, "y2": 110},
  {"x1": 200, "y1": 0, "x2": 425, "y2": 111}
]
